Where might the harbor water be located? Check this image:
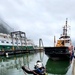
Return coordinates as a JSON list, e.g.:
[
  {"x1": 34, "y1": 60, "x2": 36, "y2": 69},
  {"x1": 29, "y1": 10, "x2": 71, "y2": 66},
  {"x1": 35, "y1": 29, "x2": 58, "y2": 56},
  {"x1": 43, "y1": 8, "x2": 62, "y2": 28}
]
[{"x1": 0, "y1": 51, "x2": 73, "y2": 75}]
